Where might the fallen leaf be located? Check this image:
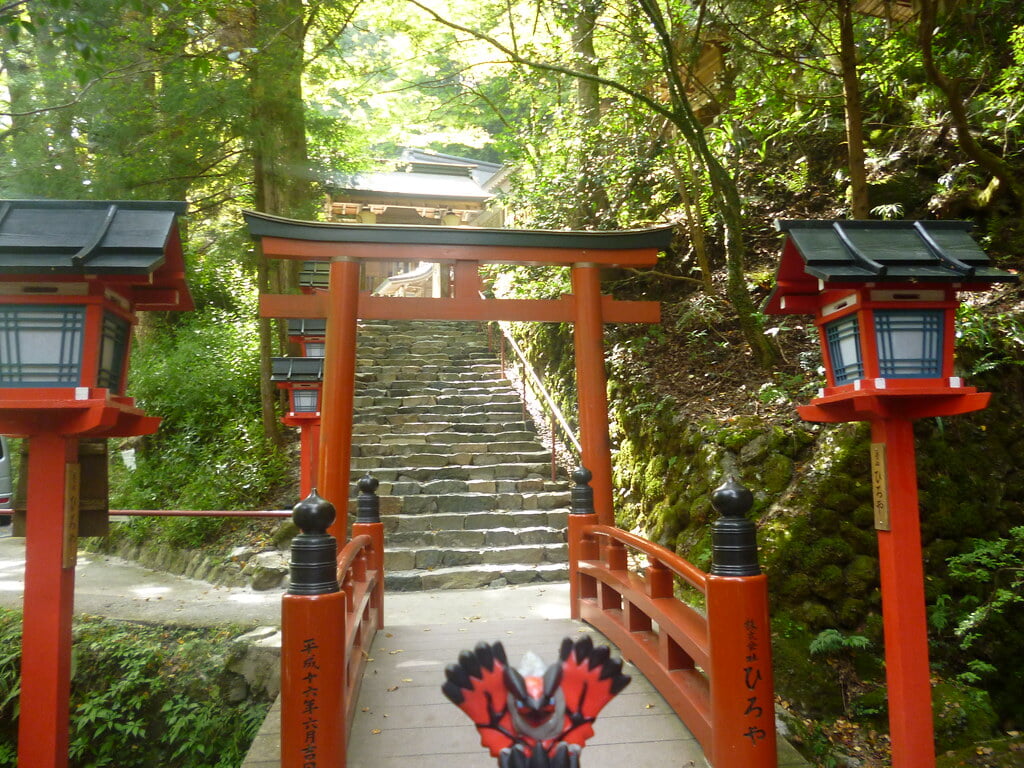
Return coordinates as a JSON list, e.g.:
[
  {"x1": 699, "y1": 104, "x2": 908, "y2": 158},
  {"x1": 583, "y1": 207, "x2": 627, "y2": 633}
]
[
  {"x1": 401, "y1": 678, "x2": 413, "y2": 683},
  {"x1": 371, "y1": 729, "x2": 382, "y2": 735},
  {"x1": 387, "y1": 686, "x2": 399, "y2": 692}
]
